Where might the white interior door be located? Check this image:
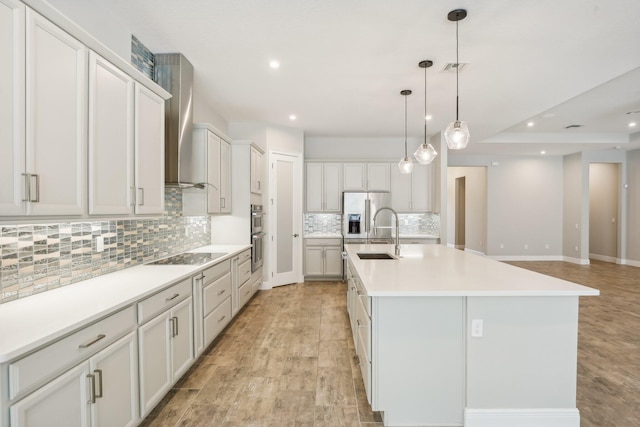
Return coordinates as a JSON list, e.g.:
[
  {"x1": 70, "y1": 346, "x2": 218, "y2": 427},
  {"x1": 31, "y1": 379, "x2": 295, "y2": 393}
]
[{"x1": 269, "y1": 151, "x2": 302, "y2": 287}]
